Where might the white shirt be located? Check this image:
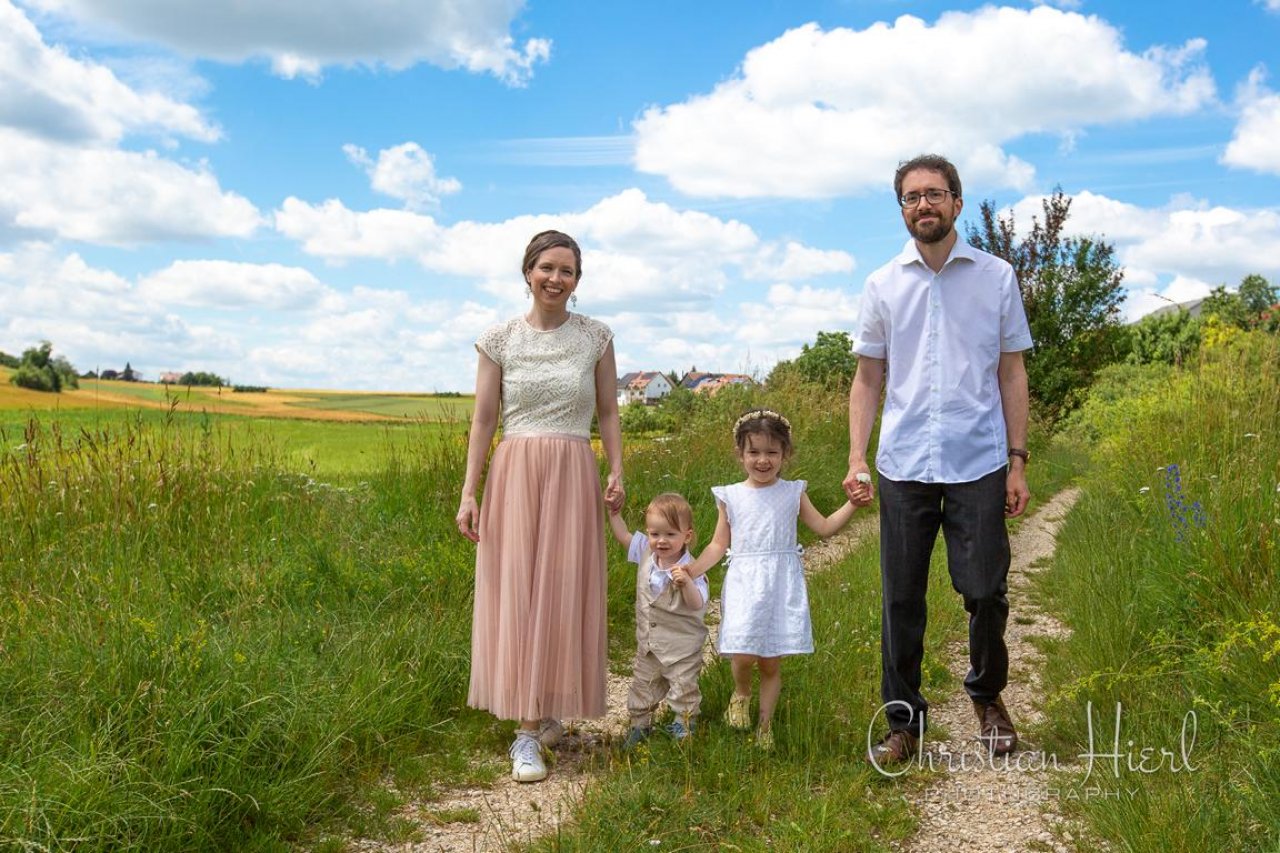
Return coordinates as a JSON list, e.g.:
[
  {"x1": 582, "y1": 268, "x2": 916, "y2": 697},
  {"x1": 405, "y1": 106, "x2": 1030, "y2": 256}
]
[
  {"x1": 627, "y1": 532, "x2": 709, "y2": 603},
  {"x1": 853, "y1": 237, "x2": 1033, "y2": 484}
]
